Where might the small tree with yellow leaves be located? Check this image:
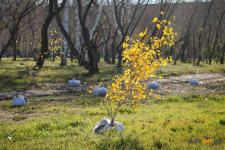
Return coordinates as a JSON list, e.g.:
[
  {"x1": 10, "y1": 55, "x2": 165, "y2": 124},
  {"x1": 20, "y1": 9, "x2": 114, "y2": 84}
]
[
  {"x1": 87, "y1": 18, "x2": 175, "y2": 127},
  {"x1": 105, "y1": 18, "x2": 175, "y2": 126},
  {"x1": 48, "y1": 28, "x2": 62, "y2": 62}
]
